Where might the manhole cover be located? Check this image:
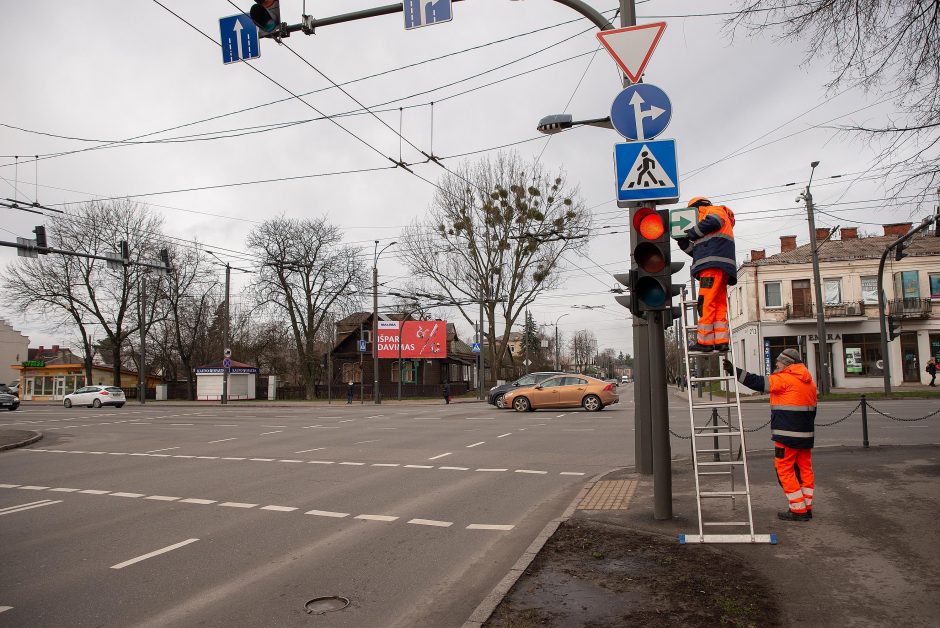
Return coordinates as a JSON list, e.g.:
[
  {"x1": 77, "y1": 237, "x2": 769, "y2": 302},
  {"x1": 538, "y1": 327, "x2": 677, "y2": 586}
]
[{"x1": 304, "y1": 596, "x2": 350, "y2": 615}]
